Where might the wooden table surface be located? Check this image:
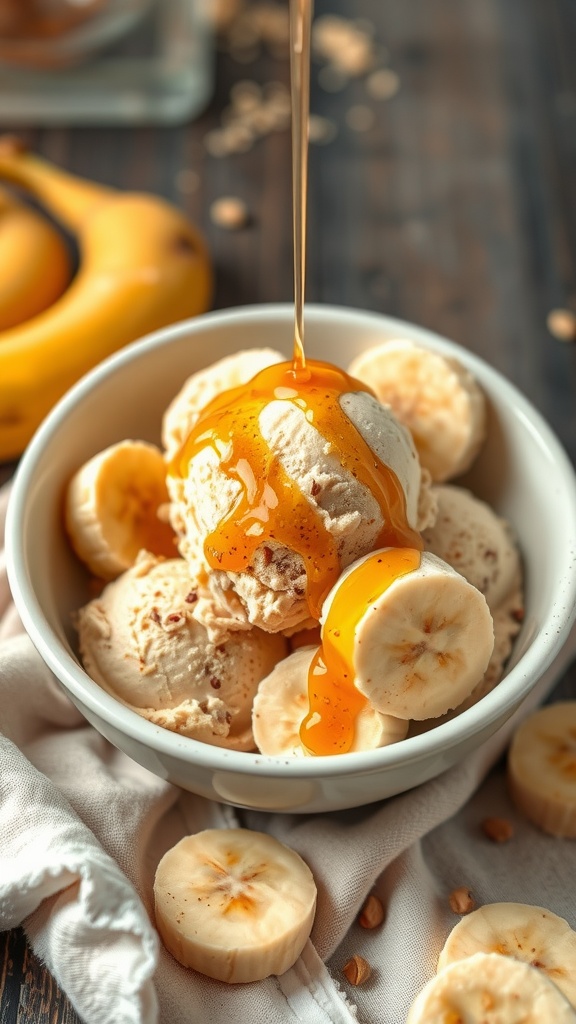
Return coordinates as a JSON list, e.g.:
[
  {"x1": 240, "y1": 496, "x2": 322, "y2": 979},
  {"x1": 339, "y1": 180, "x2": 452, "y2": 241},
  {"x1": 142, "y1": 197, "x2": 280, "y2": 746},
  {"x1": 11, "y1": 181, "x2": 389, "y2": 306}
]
[{"x1": 1, "y1": 0, "x2": 576, "y2": 1020}]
